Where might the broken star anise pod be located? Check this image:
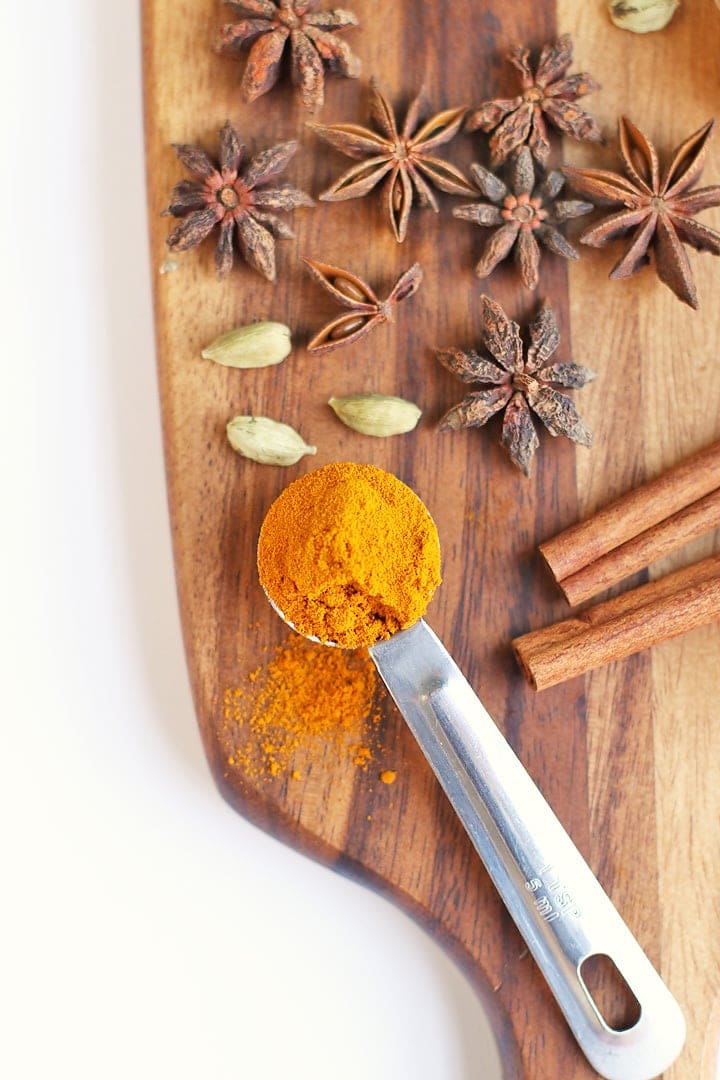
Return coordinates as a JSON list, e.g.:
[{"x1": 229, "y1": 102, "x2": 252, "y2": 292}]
[
  {"x1": 563, "y1": 117, "x2": 720, "y2": 309},
  {"x1": 467, "y1": 34, "x2": 602, "y2": 167},
  {"x1": 437, "y1": 296, "x2": 595, "y2": 477},
  {"x1": 215, "y1": 0, "x2": 360, "y2": 113},
  {"x1": 308, "y1": 79, "x2": 475, "y2": 242},
  {"x1": 303, "y1": 258, "x2": 423, "y2": 353},
  {"x1": 164, "y1": 121, "x2": 313, "y2": 281},
  {"x1": 453, "y1": 145, "x2": 593, "y2": 289}
]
